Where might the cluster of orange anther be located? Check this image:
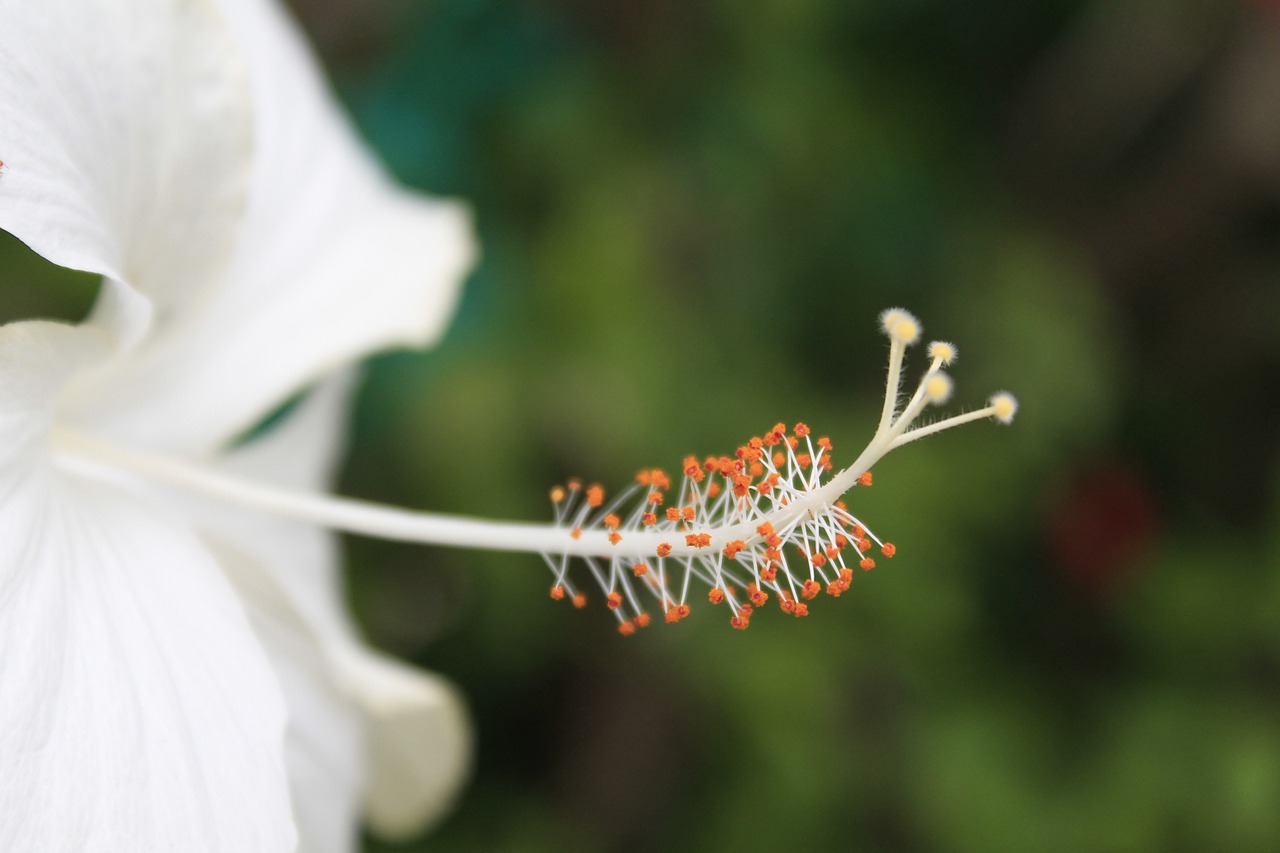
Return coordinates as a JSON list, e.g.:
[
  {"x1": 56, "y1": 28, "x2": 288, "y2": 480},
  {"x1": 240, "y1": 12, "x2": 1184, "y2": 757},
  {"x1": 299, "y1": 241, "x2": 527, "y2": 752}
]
[
  {"x1": 617, "y1": 611, "x2": 653, "y2": 636},
  {"x1": 546, "y1": 417, "x2": 899, "y2": 633},
  {"x1": 665, "y1": 604, "x2": 691, "y2": 624}
]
